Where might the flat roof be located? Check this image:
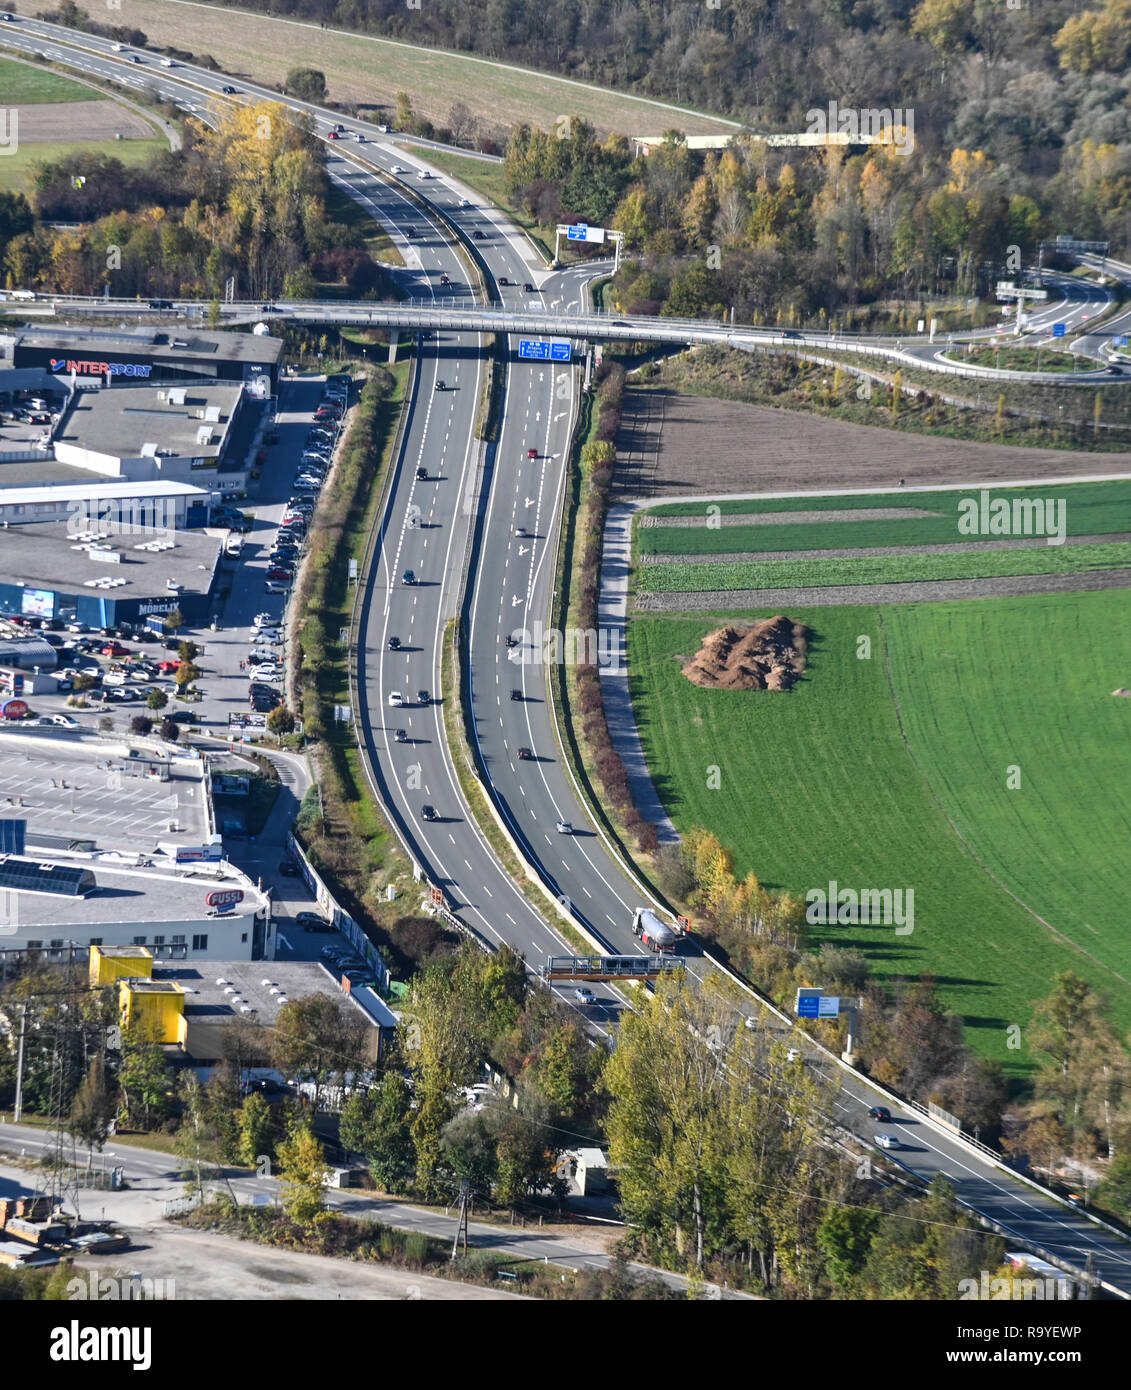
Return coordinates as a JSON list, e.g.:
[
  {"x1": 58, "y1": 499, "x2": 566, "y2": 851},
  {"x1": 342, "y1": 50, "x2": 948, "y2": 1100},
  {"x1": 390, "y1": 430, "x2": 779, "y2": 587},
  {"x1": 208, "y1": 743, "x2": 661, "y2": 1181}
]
[
  {"x1": 0, "y1": 460, "x2": 123, "y2": 491},
  {"x1": 0, "y1": 479, "x2": 209, "y2": 503},
  {"x1": 5, "y1": 859, "x2": 266, "y2": 928},
  {"x1": 15, "y1": 325, "x2": 284, "y2": 367},
  {"x1": 56, "y1": 384, "x2": 242, "y2": 460},
  {"x1": 0, "y1": 733, "x2": 211, "y2": 850},
  {"x1": 0, "y1": 520, "x2": 219, "y2": 596},
  {"x1": 163, "y1": 961, "x2": 363, "y2": 1025}
]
